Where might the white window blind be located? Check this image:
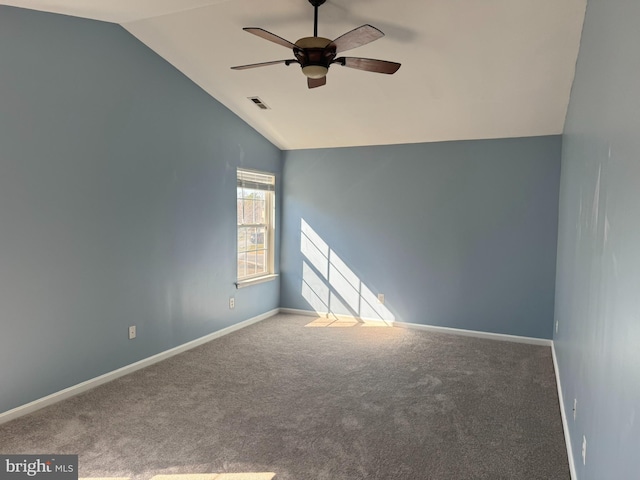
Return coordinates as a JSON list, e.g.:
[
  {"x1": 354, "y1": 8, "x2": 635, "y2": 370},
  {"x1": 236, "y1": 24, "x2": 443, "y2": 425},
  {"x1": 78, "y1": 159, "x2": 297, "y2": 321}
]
[{"x1": 237, "y1": 169, "x2": 275, "y2": 191}]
